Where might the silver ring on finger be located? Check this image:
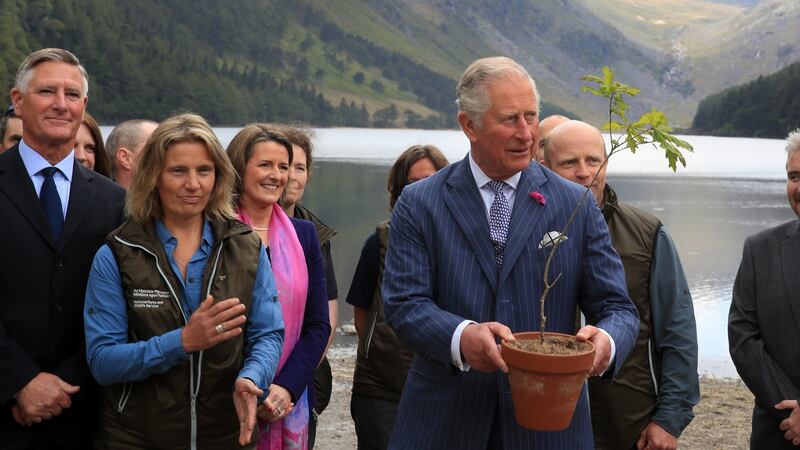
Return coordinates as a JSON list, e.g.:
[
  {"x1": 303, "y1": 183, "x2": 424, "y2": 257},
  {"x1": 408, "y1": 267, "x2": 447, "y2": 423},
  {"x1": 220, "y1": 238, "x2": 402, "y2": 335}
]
[
  {"x1": 274, "y1": 405, "x2": 282, "y2": 416},
  {"x1": 215, "y1": 323, "x2": 225, "y2": 334}
]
